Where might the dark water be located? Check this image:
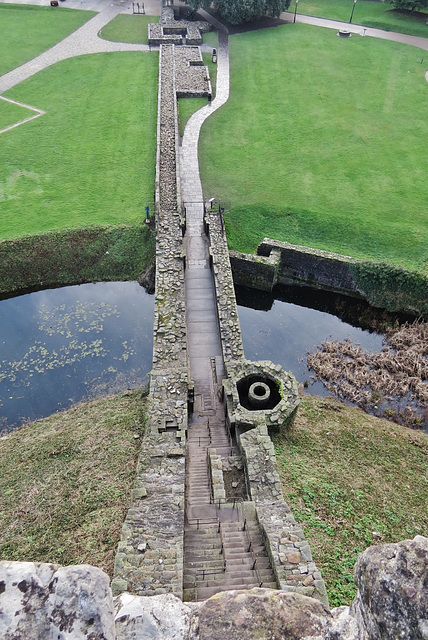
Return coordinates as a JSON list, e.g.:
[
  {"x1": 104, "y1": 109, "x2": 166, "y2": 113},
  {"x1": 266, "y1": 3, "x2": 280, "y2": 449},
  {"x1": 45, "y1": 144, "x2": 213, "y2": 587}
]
[
  {"x1": 237, "y1": 284, "x2": 428, "y2": 431},
  {"x1": 0, "y1": 282, "x2": 154, "y2": 434},
  {"x1": 236, "y1": 285, "x2": 387, "y2": 396}
]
